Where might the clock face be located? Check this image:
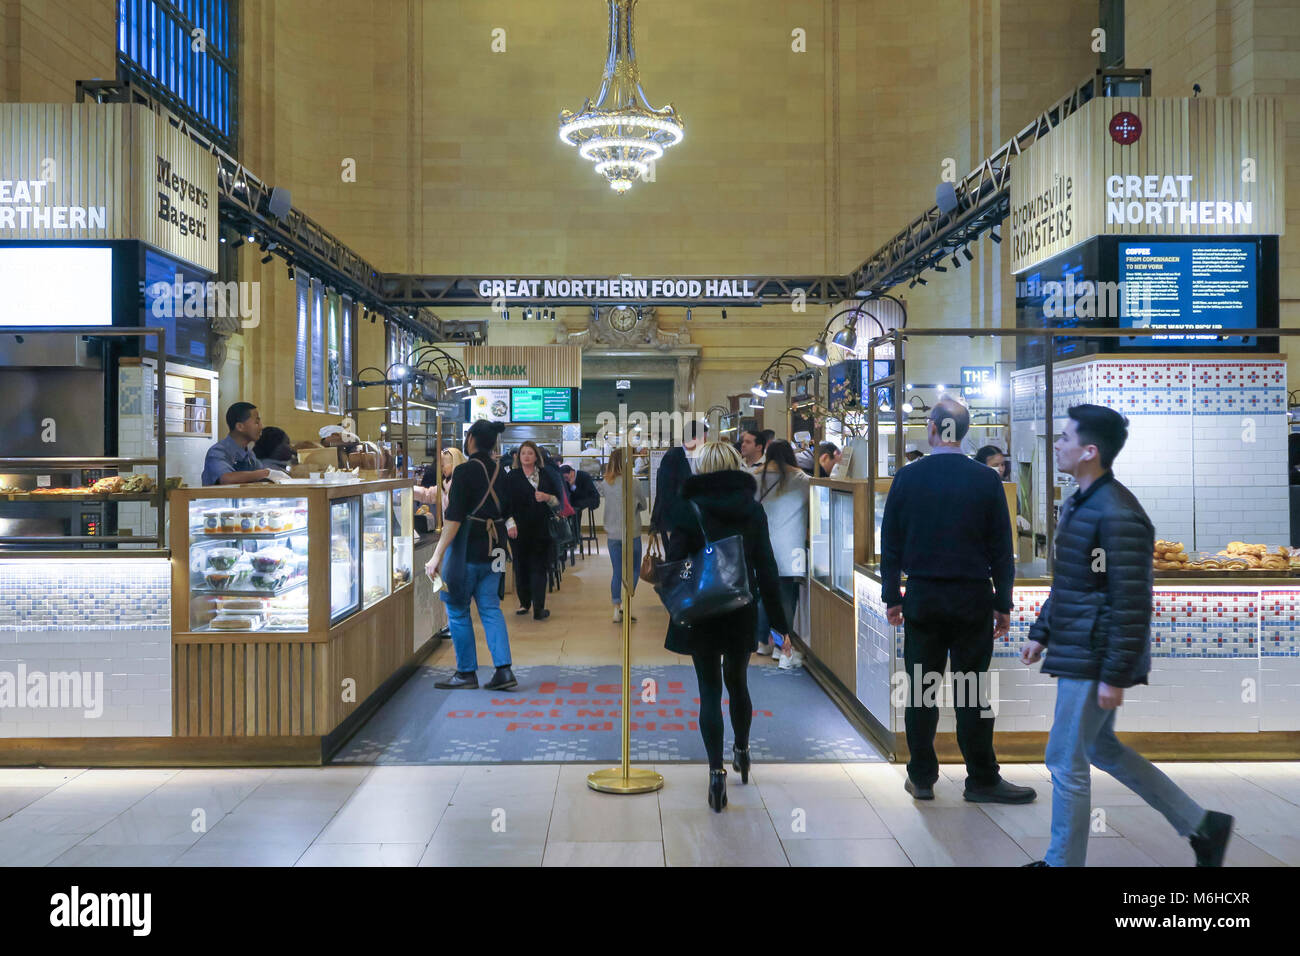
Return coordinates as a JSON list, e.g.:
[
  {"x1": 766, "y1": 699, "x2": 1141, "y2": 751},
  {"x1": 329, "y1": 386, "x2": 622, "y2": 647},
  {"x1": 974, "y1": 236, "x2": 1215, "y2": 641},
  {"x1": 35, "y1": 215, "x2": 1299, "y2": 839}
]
[{"x1": 609, "y1": 308, "x2": 638, "y2": 332}]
